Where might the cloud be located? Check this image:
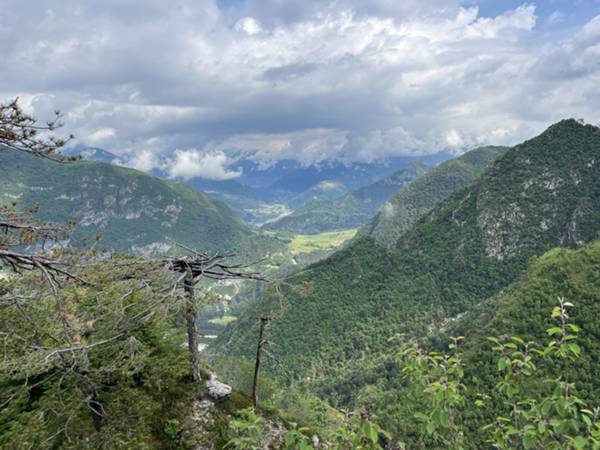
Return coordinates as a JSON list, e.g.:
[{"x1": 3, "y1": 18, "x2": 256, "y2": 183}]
[
  {"x1": 445, "y1": 130, "x2": 464, "y2": 148},
  {"x1": 547, "y1": 10, "x2": 565, "y2": 25},
  {"x1": 229, "y1": 0, "x2": 462, "y2": 26},
  {"x1": 165, "y1": 150, "x2": 242, "y2": 180},
  {"x1": 84, "y1": 128, "x2": 117, "y2": 146},
  {"x1": 465, "y1": 5, "x2": 537, "y2": 38},
  {"x1": 214, "y1": 128, "x2": 349, "y2": 166},
  {"x1": 235, "y1": 17, "x2": 263, "y2": 35},
  {"x1": 125, "y1": 149, "x2": 162, "y2": 172},
  {"x1": 1, "y1": 1, "x2": 599, "y2": 167}
]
